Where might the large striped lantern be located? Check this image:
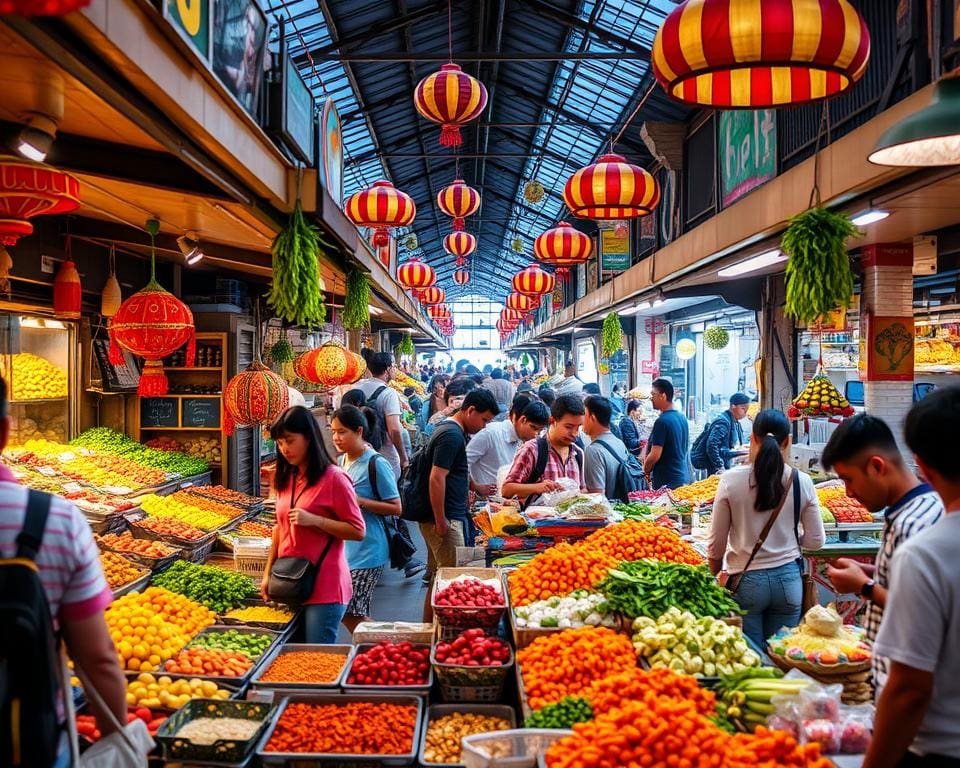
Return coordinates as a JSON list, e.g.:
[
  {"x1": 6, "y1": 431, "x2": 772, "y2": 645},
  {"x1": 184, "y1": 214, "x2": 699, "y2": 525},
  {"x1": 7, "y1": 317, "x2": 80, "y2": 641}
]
[
  {"x1": 436, "y1": 179, "x2": 480, "y2": 231},
  {"x1": 345, "y1": 180, "x2": 416, "y2": 247},
  {"x1": 0, "y1": 158, "x2": 81, "y2": 246},
  {"x1": 652, "y1": 0, "x2": 870, "y2": 109},
  {"x1": 500, "y1": 308, "x2": 523, "y2": 327},
  {"x1": 496, "y1": 318, "x2": 518, "y2": 334},
  {"x1": 294, "y1": 341, "x2": 367, "y2": 390},
  {"x1": 534, "y1": 222, "x2": 593, "y2": 282},
  {"x1": 443, "y1": 231, "x2": 477, "y2": 259},
  {"x1": 453, "y1": 268, "x2": 470, "y2": 286},
  {"x1": 564, "y1": 154, "x2": 660, "y2": 220},
  {"x1": 224, "y1": 360, "x2": 290, "y2": 436},
  {"x1": 427, "y1": 304, "x2": 451, "y2": 320},
  {"x1": 419, "y1": 286, "x2": 446, "y2": 305},
  {"x1": 397, "y1": 256, "x2": 436, "y2": 291},
  {"x1": 506, "y1": 292, "x2": 538, "y2": 314},
  {"x1": 512, "y1": 264, "x2": 555, "y2": 297},
  {"x1": 413, "y1": 63, "x2": 488, "y2": 147}
]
